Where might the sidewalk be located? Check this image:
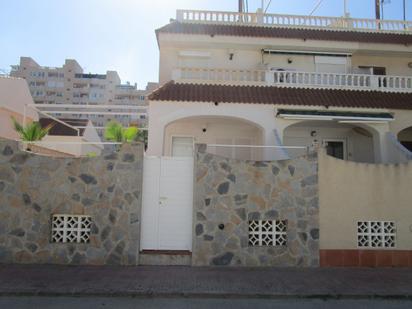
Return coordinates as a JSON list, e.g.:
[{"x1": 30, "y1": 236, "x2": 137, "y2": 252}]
[{"x1": 0, "y1": 264, "x2": 412, "y2": 299}]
